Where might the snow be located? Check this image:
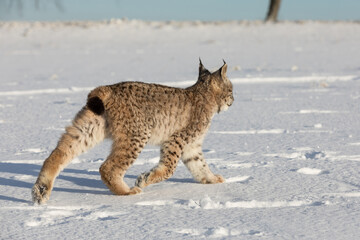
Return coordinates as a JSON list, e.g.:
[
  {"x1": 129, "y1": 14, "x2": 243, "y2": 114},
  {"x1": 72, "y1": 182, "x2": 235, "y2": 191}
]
[
  {"x1": 296, "y1": 168, "x2": 324, "y2": 175},
  {"x1": 1, "y1": 20, "x2": 360, "y2": 239}
]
